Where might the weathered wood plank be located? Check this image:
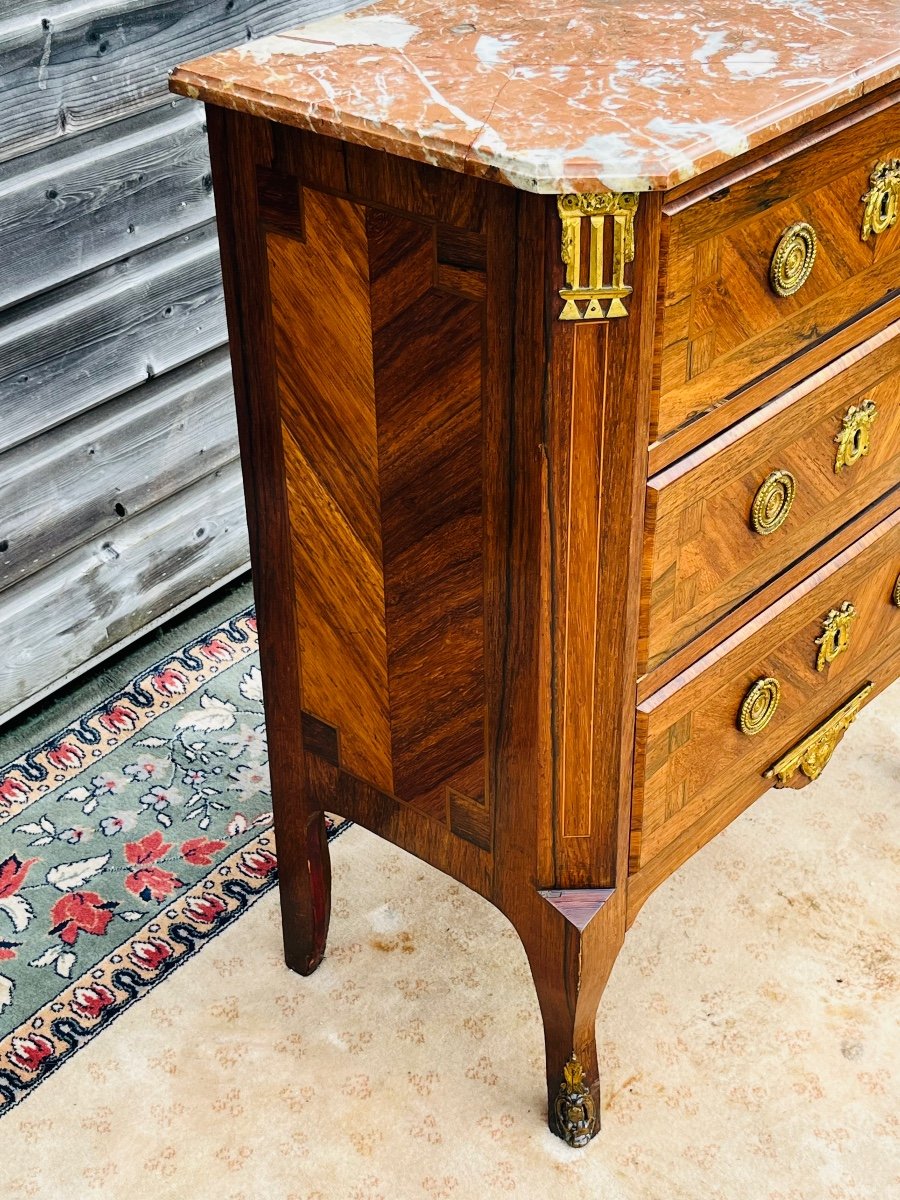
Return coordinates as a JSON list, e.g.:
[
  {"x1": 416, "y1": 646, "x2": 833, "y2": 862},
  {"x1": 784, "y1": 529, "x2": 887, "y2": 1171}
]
[
  {"x1": 0, "y1": 458, "x2": 249, "y2": 724},
  {"x1": 0, "y1": 220, "x2": 227, "y2": 453},
  {"x1": 0, "y1": 0, "x2": 358, "y2": 164},
  {"x1": 0, "y1": 100, "x2": 213, "y2": 311},
  {"x1": 0, "y1": 347, "x2": 236, "y2": 592}
]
